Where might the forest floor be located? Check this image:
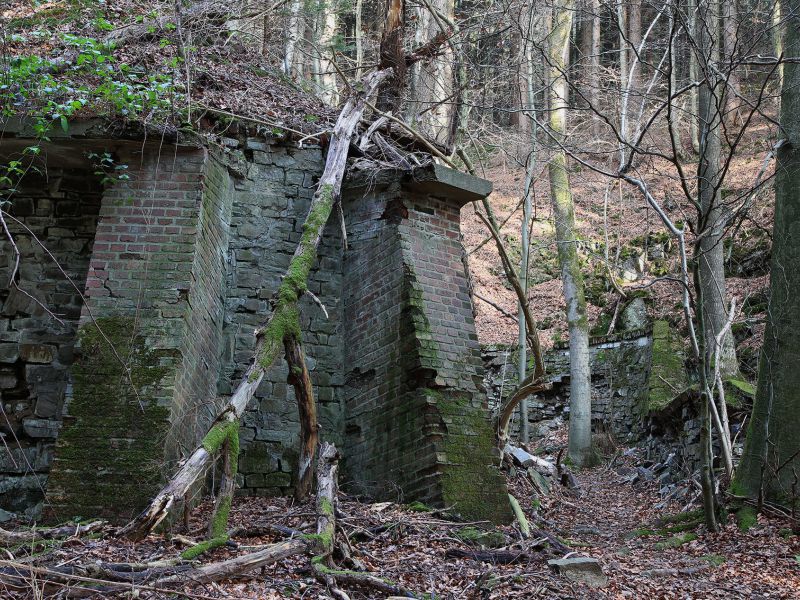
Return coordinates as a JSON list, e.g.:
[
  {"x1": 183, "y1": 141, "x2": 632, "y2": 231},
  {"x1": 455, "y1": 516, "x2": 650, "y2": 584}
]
[{"x1": 4, "y1": 429, "x2": 798, "y2": 599}]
